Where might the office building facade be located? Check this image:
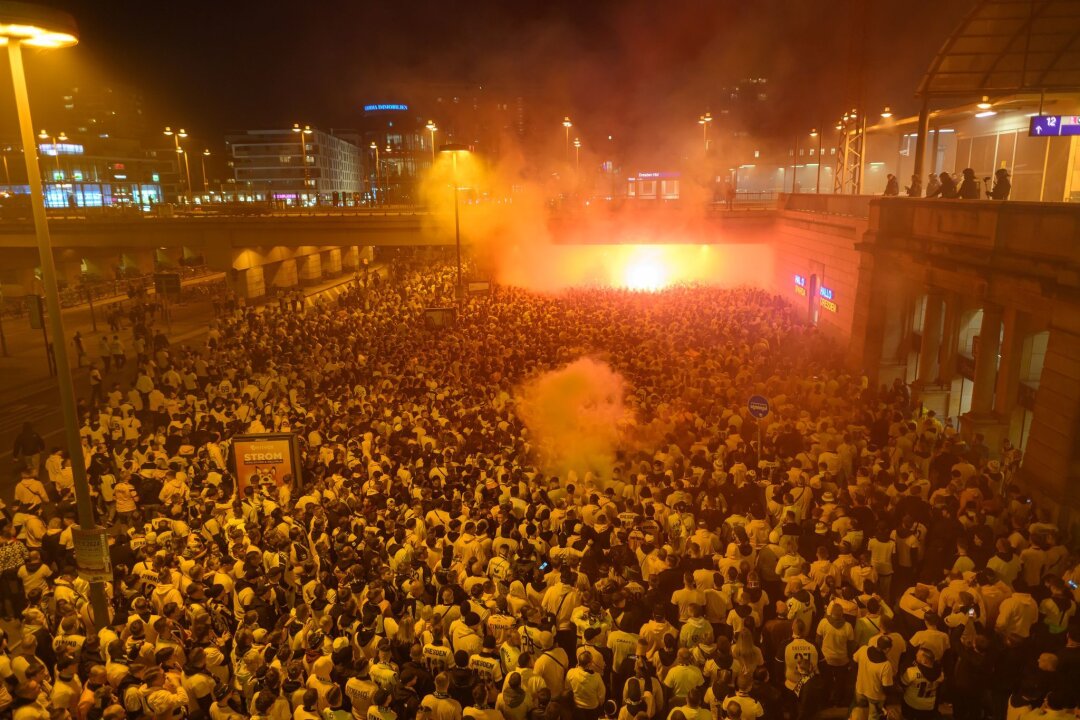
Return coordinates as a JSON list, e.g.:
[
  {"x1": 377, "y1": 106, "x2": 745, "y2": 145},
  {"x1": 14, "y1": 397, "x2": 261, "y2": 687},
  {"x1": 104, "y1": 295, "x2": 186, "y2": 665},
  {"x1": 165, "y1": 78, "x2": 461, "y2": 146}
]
[{"x1": 226, "y1": 128, "x2": 362, "y2": 205}]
